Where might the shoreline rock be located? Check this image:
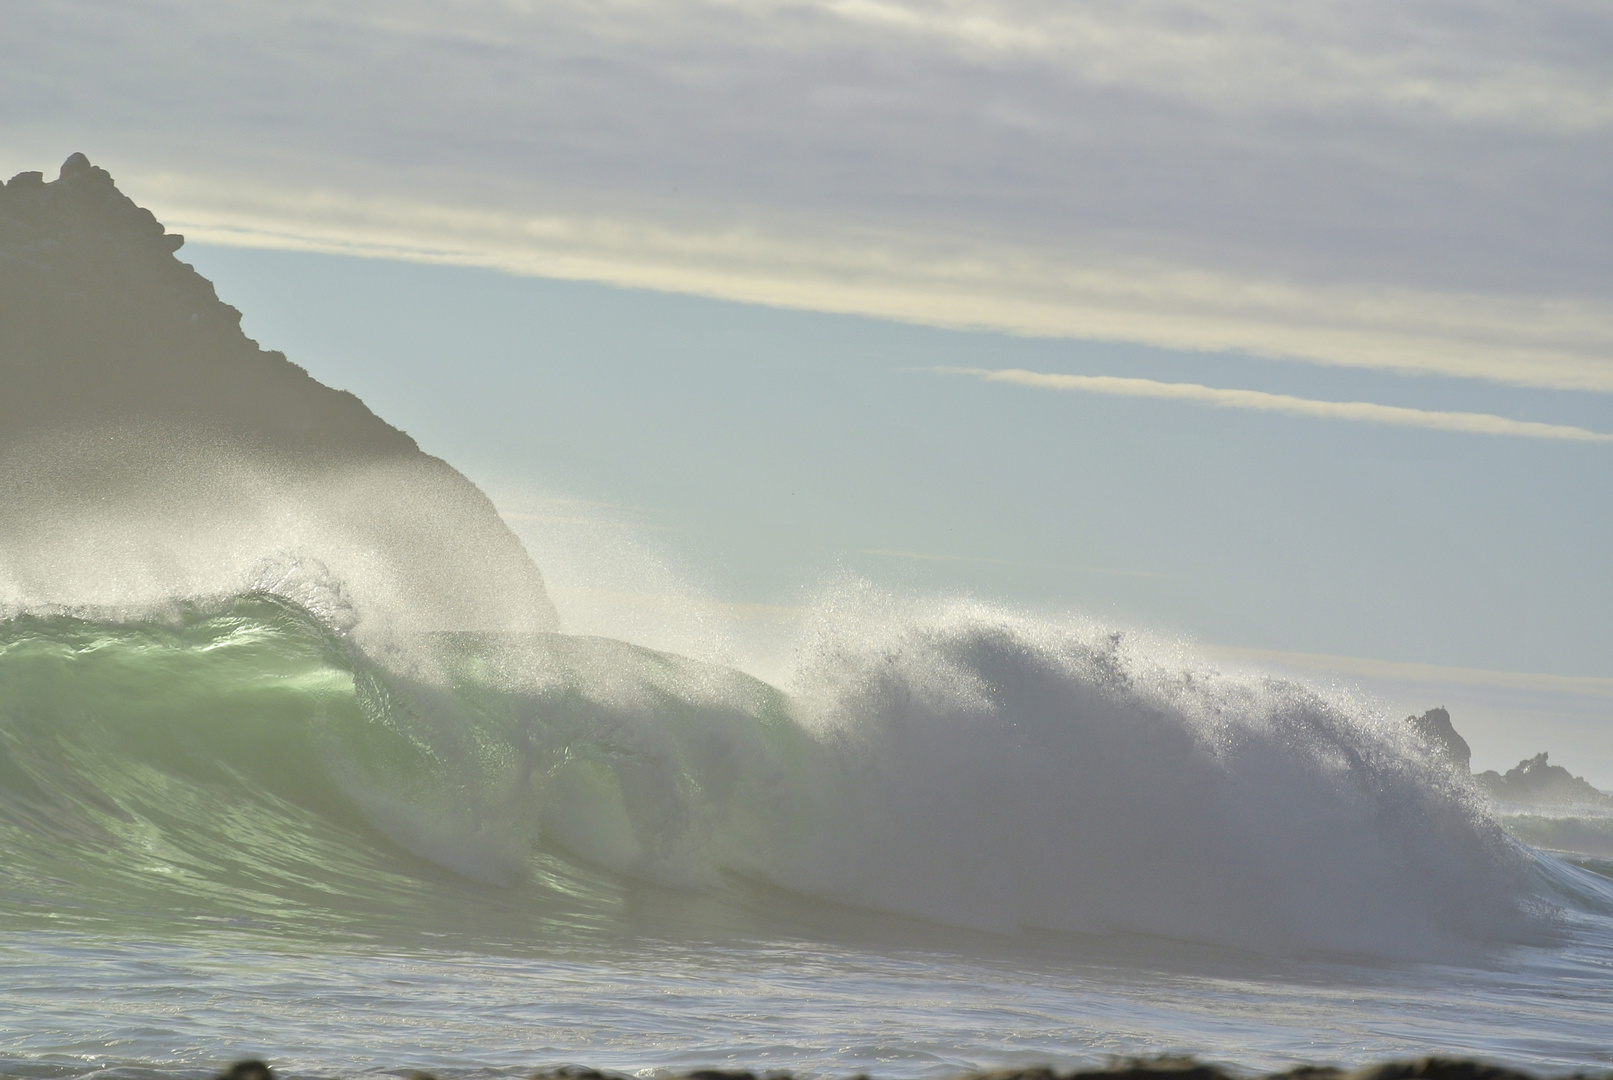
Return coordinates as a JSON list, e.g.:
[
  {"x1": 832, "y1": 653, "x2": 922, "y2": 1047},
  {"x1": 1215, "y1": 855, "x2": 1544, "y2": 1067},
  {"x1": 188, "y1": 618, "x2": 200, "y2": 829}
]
[{"x1": 216, "y1": 1058, "x2": 1610, "y2": 1080}]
